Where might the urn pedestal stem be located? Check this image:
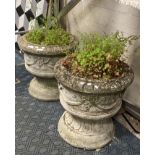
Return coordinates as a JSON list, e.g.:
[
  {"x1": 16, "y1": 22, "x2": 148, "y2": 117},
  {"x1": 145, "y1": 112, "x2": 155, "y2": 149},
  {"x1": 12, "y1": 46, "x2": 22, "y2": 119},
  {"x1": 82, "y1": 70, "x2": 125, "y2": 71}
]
[
  {"x1": 29, "y1": 77, "x2": 59, "y2": 101},
  {"x1": 58, "y1": 111, "x2": 114, "y2": 150}
]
